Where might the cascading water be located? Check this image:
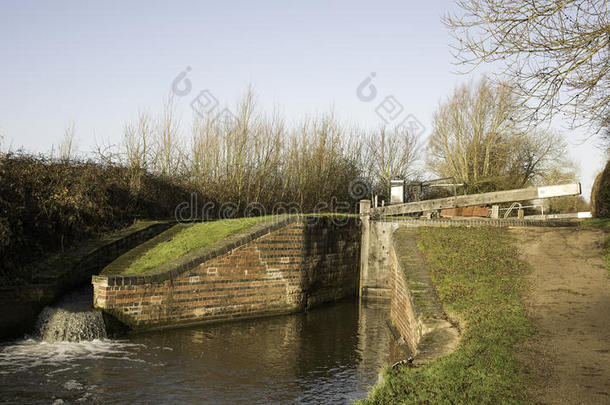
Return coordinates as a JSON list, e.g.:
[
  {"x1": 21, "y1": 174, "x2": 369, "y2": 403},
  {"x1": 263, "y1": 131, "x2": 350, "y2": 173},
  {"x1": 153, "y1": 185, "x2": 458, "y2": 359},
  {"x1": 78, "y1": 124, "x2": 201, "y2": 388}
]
[
  {"x1": 35, "y1": 286, "x2": 107, "y2": 342},
  {"x1": 1, "y1": 299, "x2": 399, "y2": 404}
]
